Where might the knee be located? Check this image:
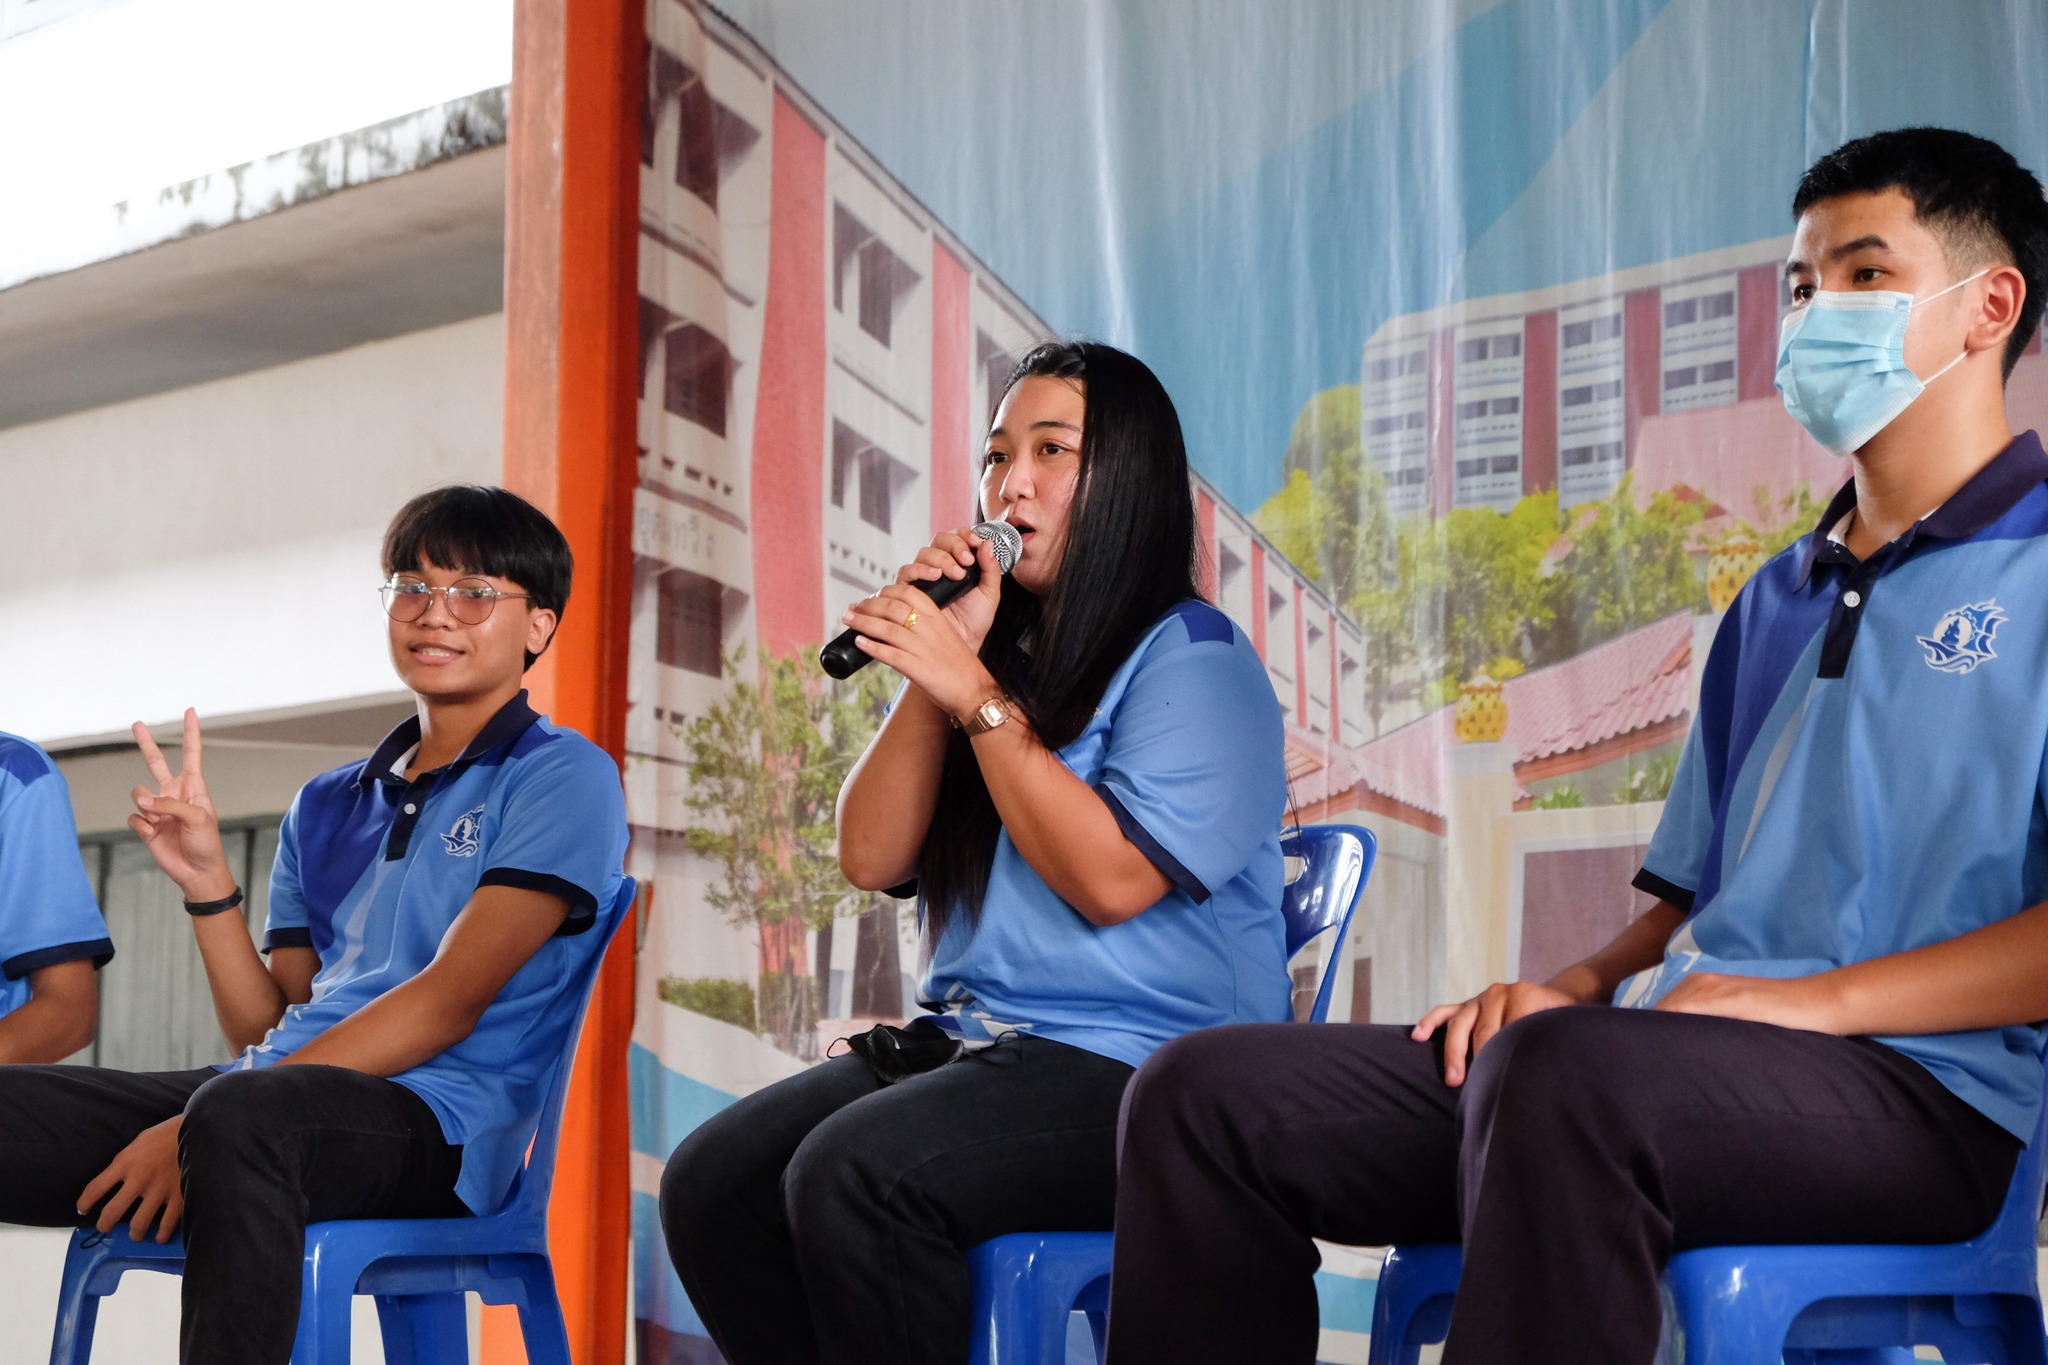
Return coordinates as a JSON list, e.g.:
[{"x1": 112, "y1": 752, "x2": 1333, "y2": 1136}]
[
  {"x1": 182, "y1": 1068, "x2": 290, "y2": 1151},
  {"x1": 1120, "y1": 1026, "x2": 1277, "y2": 1152},
  {"x1": 659, "y1": 1111, "x2": 756, "y2": 1262},
  {"x1": 180, "y1": 1069, "x2": 304, "y2": 1187},
  {"x1": 1463, "y1": 1006, "x2": 1642, "y2": 1130},
  {"x1": 778, "y1": 1114, "x2": 874, "y2": 1238}
]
